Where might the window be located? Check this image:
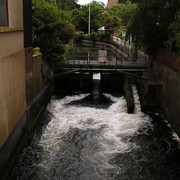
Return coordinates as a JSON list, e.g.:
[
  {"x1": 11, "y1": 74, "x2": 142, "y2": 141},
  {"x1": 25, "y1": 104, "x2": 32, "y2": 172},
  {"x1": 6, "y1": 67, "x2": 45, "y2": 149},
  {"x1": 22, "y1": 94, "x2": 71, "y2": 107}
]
[{"x1": 0, "y1": 0, "x2": 8, "y2": 26}]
